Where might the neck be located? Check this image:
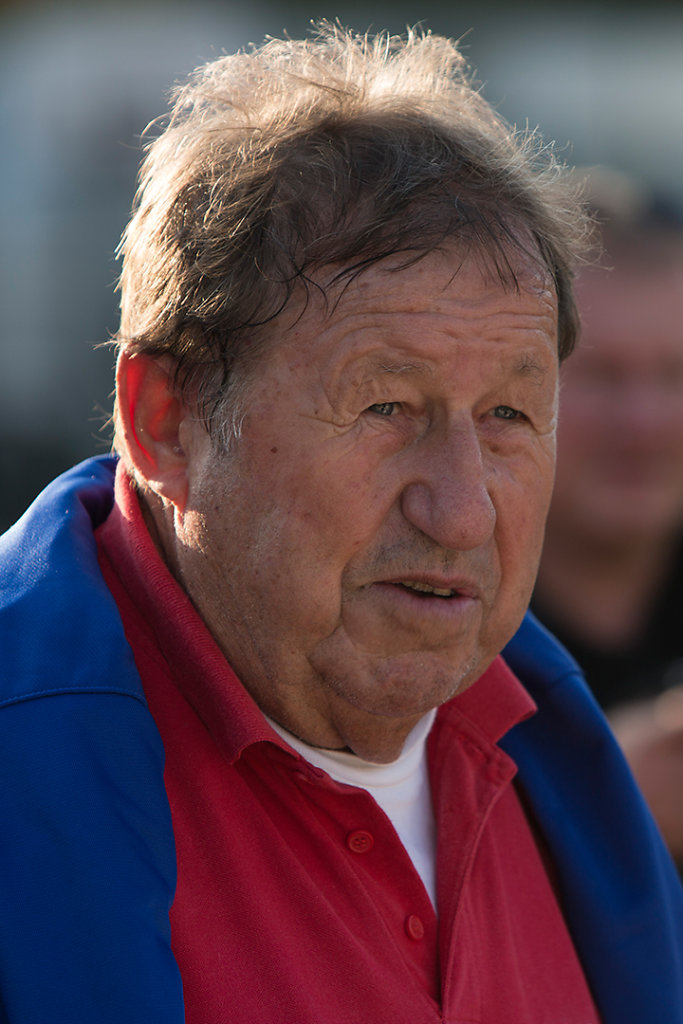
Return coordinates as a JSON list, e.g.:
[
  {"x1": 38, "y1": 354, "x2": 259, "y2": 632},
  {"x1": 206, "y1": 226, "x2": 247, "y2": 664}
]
[{"x1": 265, "y1": 696, "x2": 429, "y2": 764}]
